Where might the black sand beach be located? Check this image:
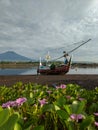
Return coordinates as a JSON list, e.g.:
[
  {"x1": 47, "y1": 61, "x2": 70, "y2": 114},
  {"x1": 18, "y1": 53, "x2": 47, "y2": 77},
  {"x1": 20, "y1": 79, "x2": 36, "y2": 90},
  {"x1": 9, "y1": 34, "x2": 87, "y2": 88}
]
[{"x1": 0, "y1": 74, "x2": 98, "y2": 90}]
